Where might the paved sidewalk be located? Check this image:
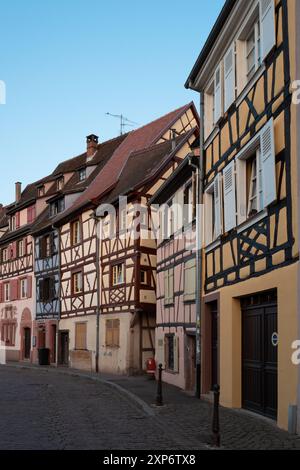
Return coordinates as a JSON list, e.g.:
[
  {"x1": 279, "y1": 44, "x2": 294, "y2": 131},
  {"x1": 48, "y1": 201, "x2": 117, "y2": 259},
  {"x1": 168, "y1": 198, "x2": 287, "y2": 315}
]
[{"x1": 6, "y1": 363, "x2": 300, "y2": 450}]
